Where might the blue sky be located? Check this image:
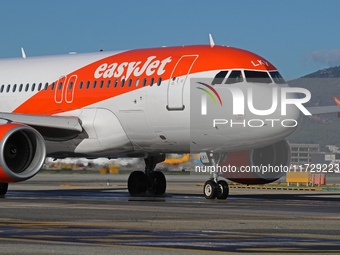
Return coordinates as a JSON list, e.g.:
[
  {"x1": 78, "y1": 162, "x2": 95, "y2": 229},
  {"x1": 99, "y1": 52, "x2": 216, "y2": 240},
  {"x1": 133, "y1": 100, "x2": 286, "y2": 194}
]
[{"x1": 0, "y1": 0, "x2": 339, "y2": 78}]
